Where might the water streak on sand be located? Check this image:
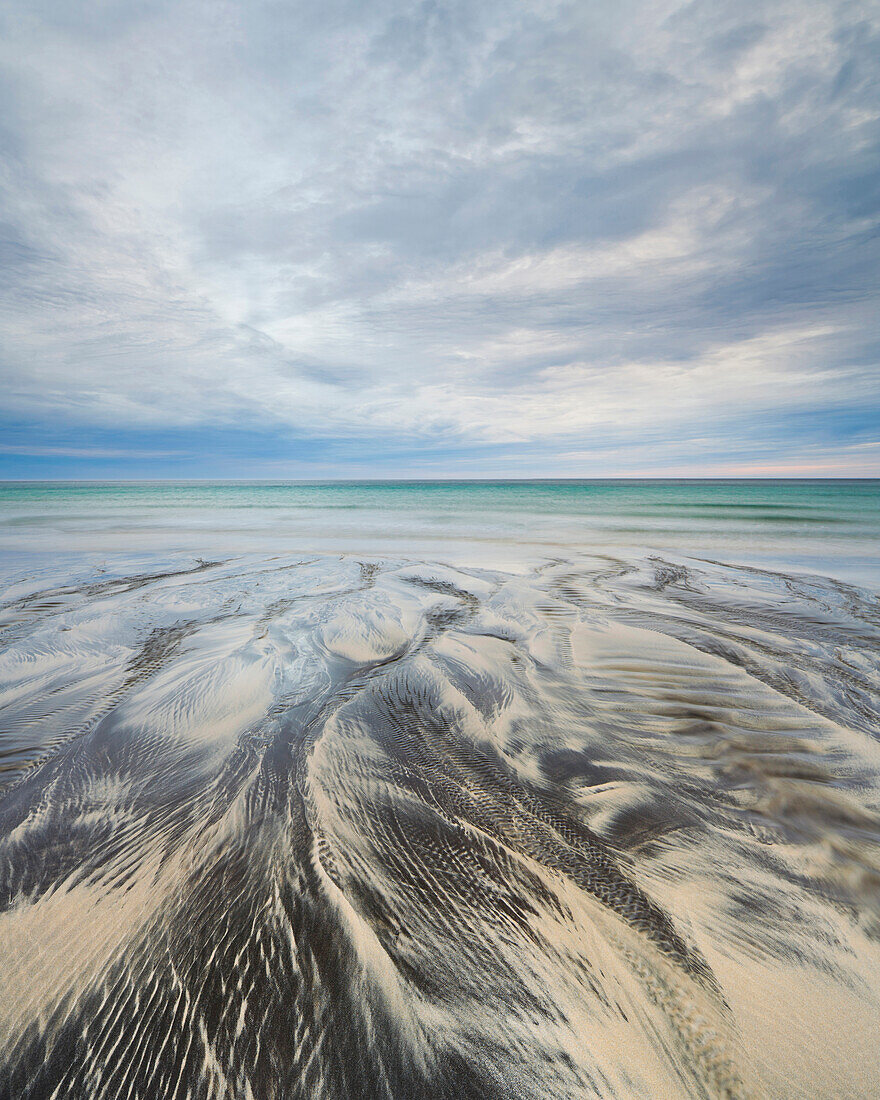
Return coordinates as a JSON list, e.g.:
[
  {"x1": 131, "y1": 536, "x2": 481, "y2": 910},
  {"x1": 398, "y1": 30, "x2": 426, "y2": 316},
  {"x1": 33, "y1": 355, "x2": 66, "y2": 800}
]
[{"x1": 0, "y1": 552, "x2": 879, "y2": 1098}]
